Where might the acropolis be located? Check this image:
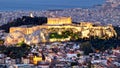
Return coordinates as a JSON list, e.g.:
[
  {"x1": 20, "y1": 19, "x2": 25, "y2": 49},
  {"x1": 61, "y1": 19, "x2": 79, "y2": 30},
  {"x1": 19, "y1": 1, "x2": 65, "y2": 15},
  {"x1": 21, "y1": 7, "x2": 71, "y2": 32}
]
[{"x1": 5, "y1": 17, "x2": 117, "y2": 45}]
